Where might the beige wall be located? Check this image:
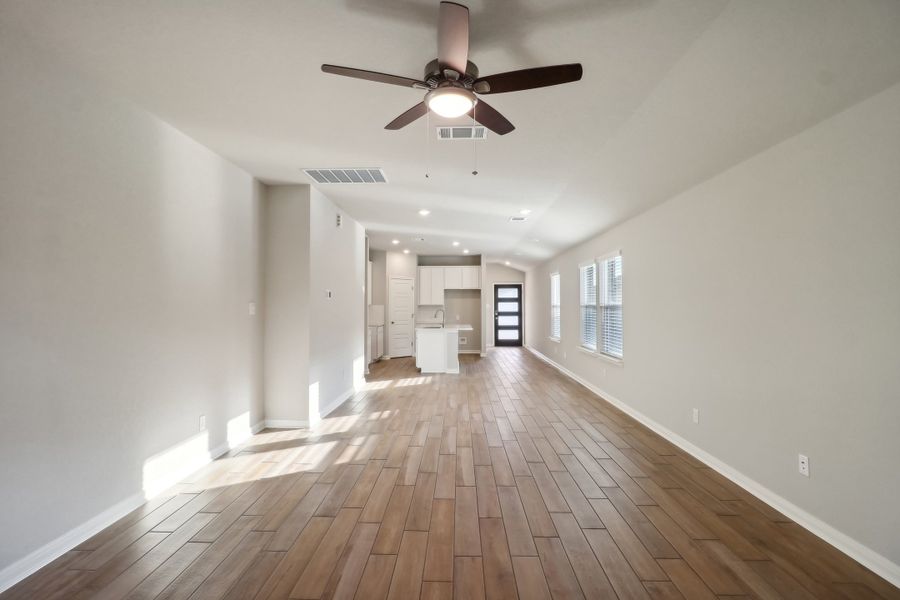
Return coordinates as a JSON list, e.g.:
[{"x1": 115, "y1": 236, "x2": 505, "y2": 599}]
[
  {"x1": 264, "y1": 186, "x2": 366, "y2": 424},
  {"x1": 484, "y1": 263, "x2": 526, "y2": 346},
  {"x1": 308, "y1": 188, "x2": 367, "y2": 417},
  {"x1": 0, "y1": 34, "x2": 264, "y2": 577},
  {"x1": 443, "y1": 290, "x2": 482, "y2": 352},
  {"x1": 526, "y1": 82, "x2": 900, "y2": 572},
  {"x1": 369, "y1": 249, "x2": 387, "y2": 306},
  {"x1": 263, "y1": 186, "x2": 310, "y2": 424}
]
